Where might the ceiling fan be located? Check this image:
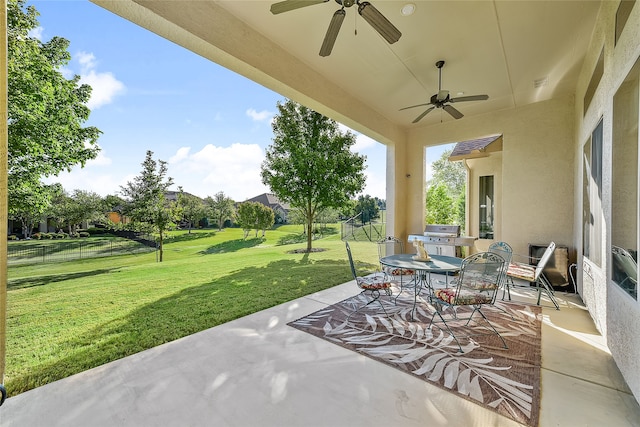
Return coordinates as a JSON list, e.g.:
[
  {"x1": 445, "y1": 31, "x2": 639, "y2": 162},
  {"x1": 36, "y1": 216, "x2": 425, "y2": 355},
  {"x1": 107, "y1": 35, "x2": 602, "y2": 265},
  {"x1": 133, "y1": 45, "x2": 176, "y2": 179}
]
[
  {"x1": 400, "y1": 60, "x2": 489, "y2": 123},
  {"x1": 270, "y1": 0, "x2": 401, "y2": 57}
]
